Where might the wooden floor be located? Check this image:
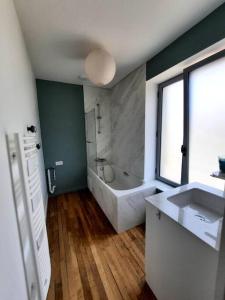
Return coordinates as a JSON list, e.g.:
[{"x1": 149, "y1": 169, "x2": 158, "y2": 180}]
[{"x1": 46, "y1": 189, "x2": 156, "y2": 300}]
